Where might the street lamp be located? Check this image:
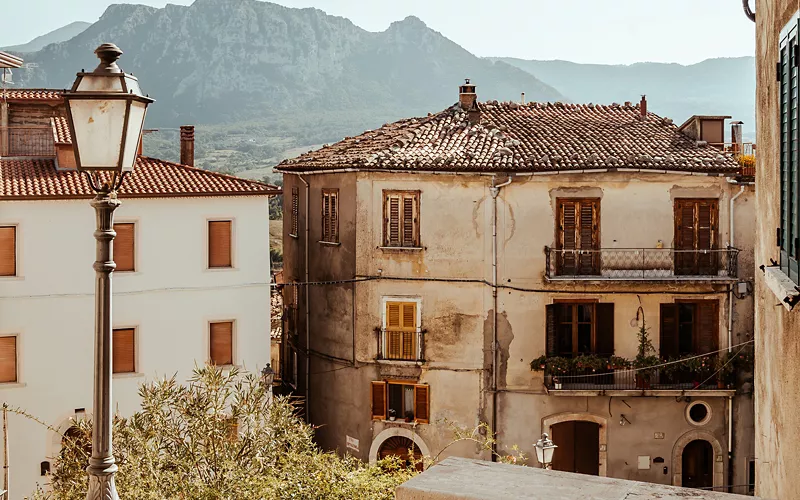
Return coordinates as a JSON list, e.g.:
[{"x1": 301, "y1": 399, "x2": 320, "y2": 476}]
[
  {"x1": 63, "y1": 43, "x2": 153, "y2": 500},
  {"x1": 534, "y1": 433, "x2": 557, "y2": 469},
  {"x1": 261, "y1": 363, "x2": 275, "y2": 403}
]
